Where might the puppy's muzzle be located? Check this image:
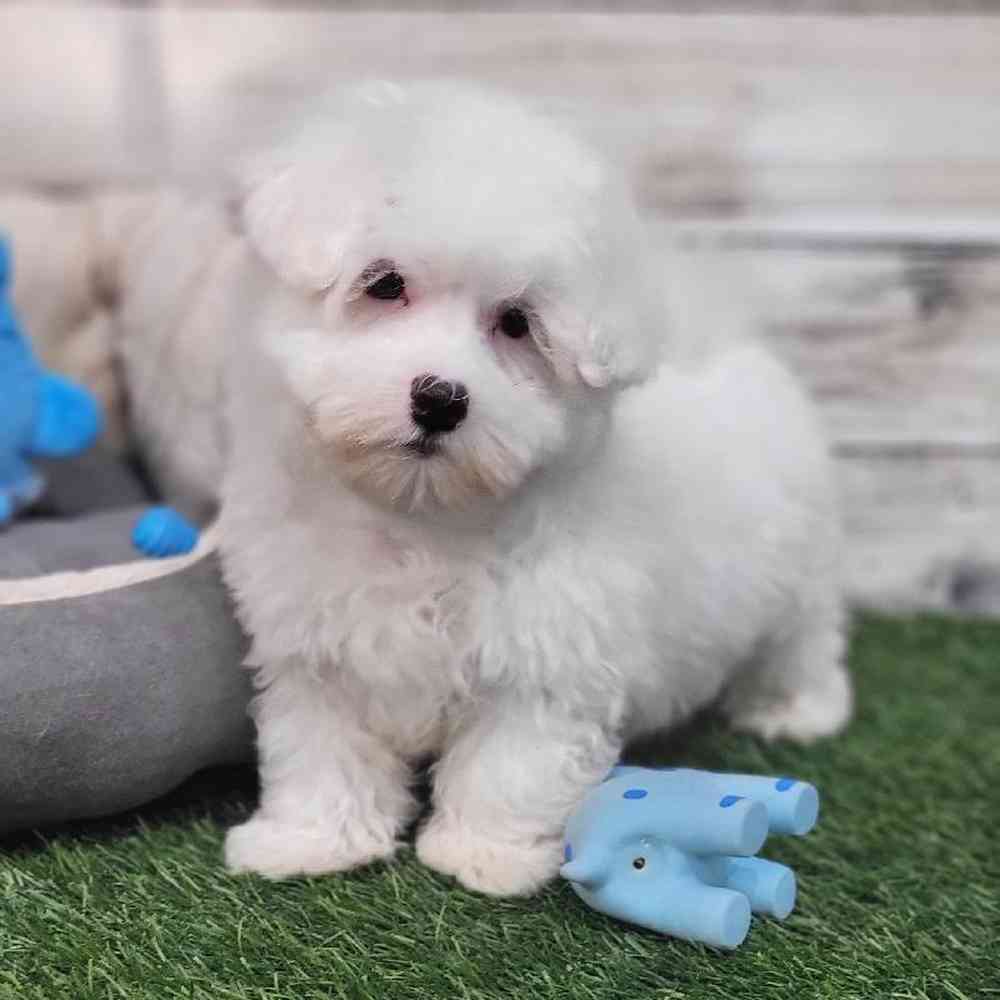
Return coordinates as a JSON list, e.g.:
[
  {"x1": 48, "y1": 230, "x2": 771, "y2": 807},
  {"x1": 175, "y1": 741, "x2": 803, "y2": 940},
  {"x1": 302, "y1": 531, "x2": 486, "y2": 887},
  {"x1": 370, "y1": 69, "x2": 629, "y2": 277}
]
[{"x1": 410, "y1": 374, "x2": 469, "y2": 434}]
